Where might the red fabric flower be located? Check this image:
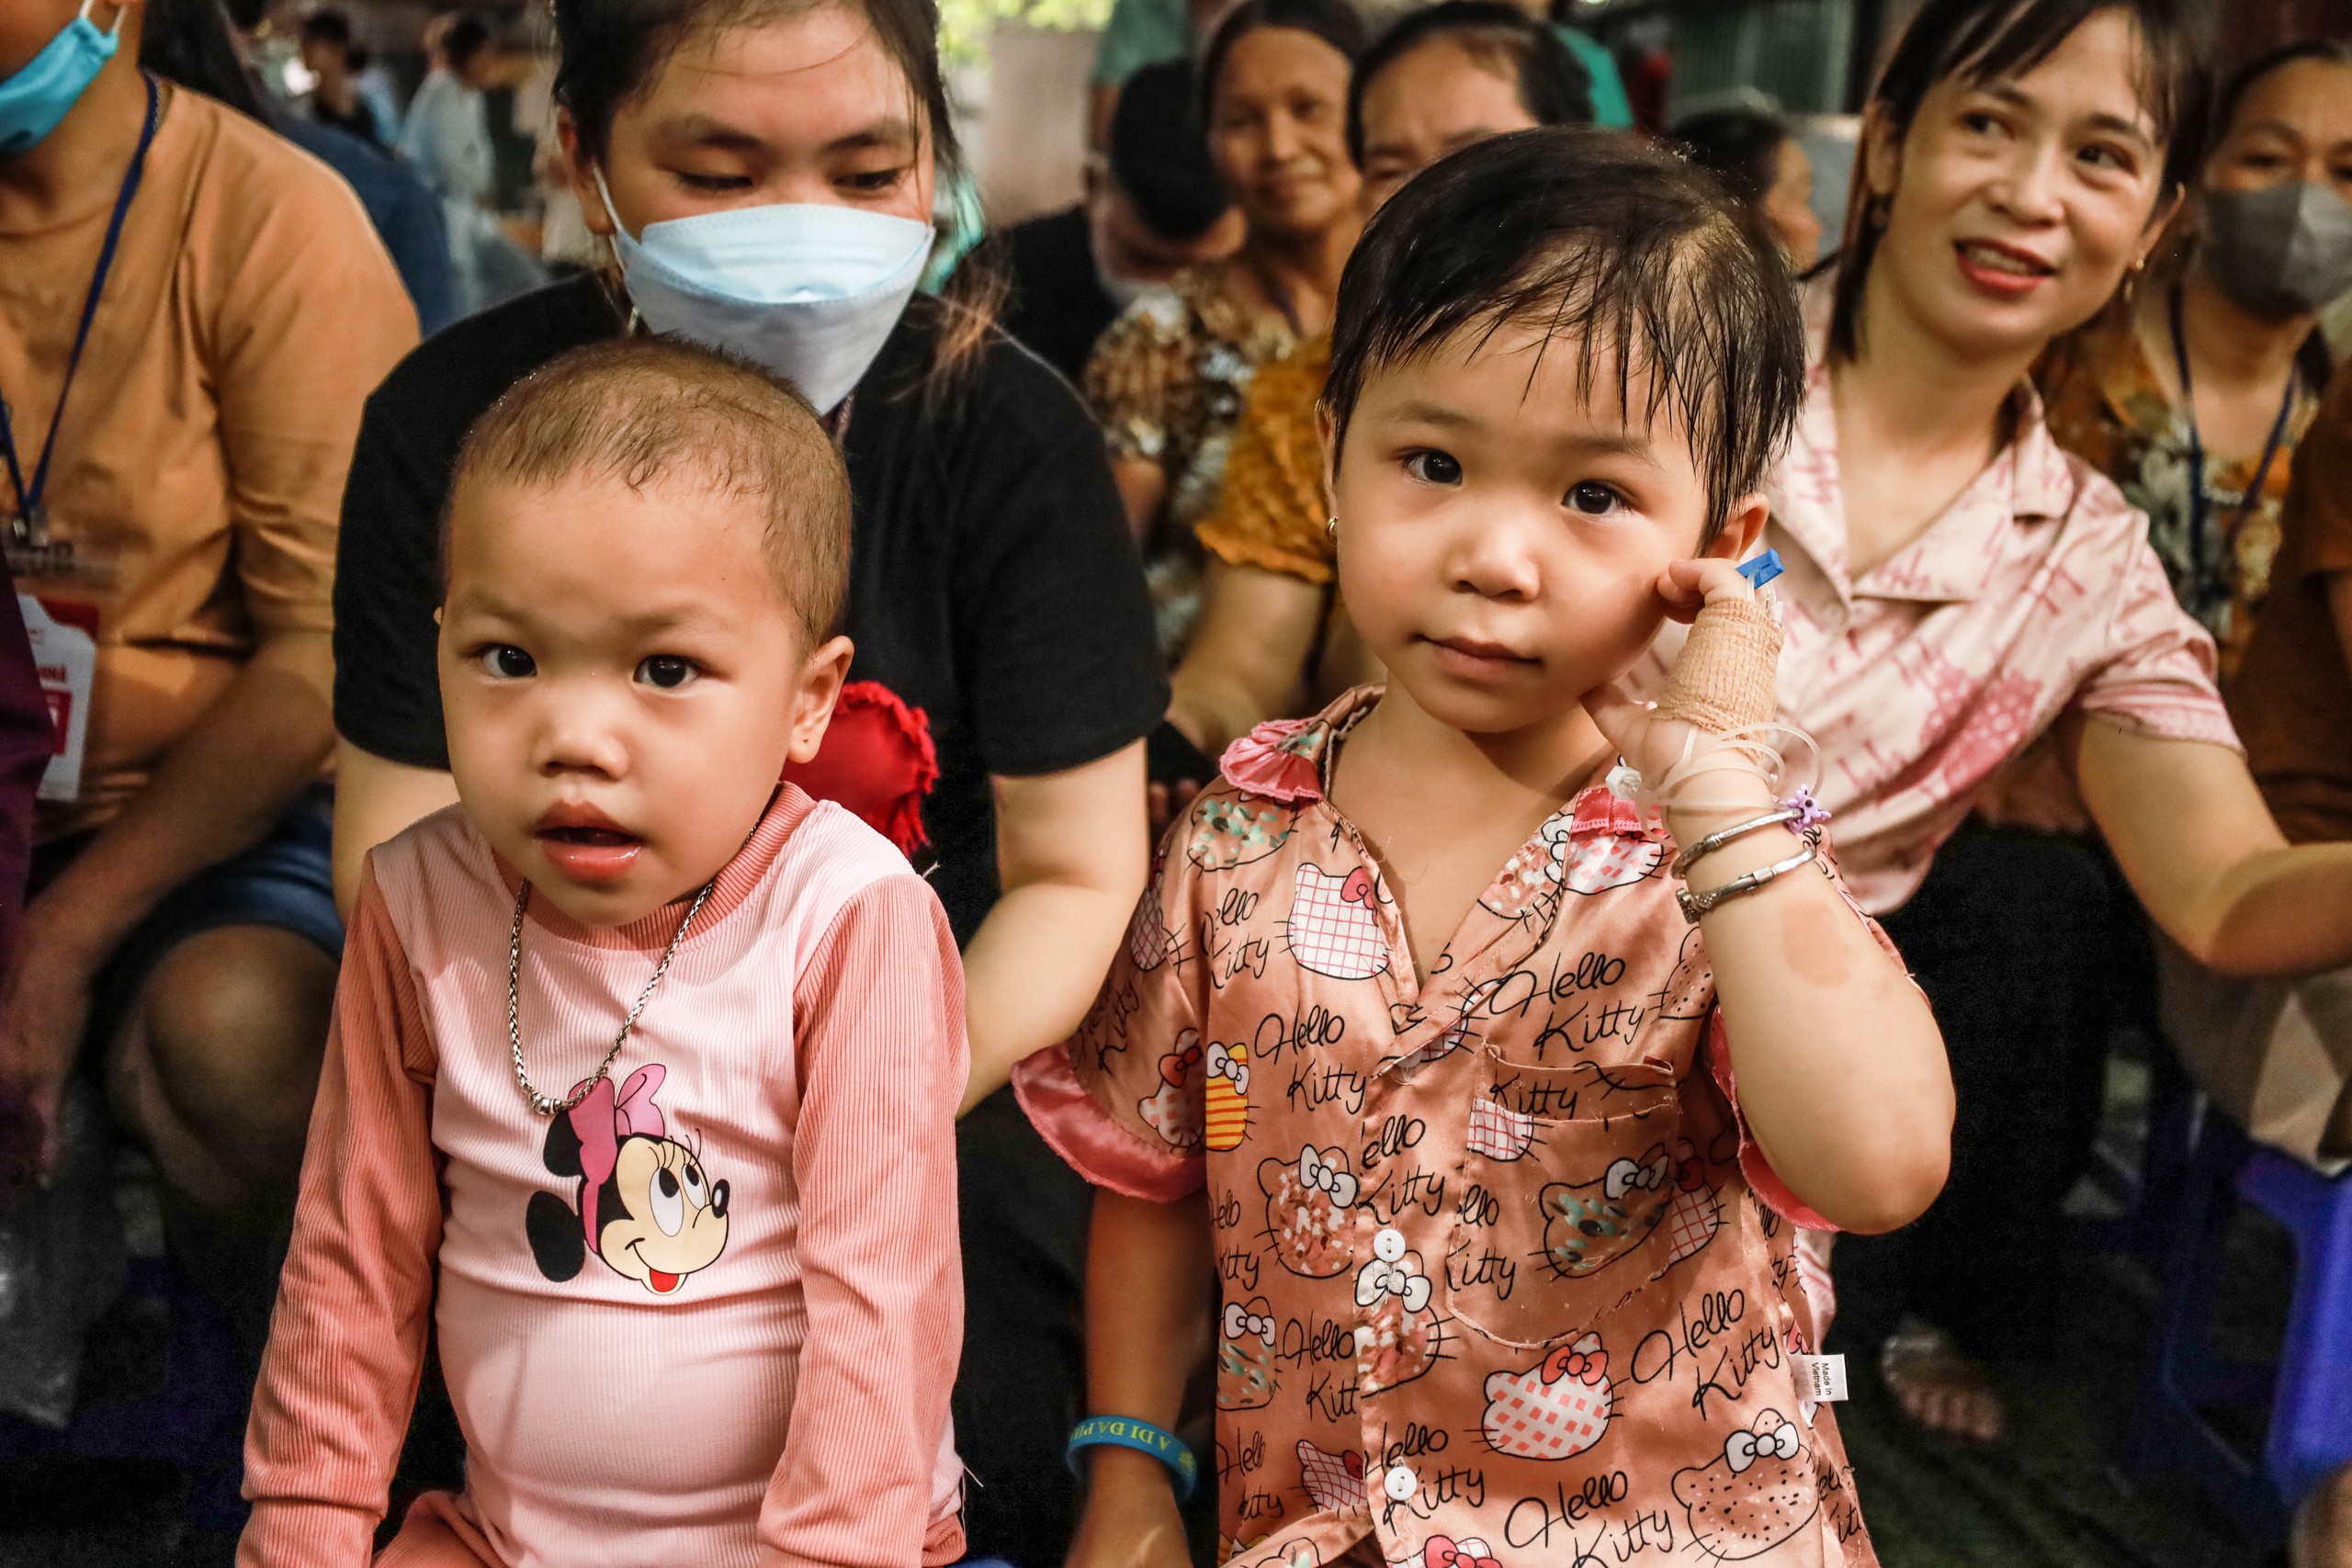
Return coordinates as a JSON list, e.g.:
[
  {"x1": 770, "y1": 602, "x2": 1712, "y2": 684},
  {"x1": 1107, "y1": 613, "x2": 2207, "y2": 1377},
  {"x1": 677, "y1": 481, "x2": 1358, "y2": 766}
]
[{"x1": 780, "y1": 681, "x2": 940, "y2": 859}]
